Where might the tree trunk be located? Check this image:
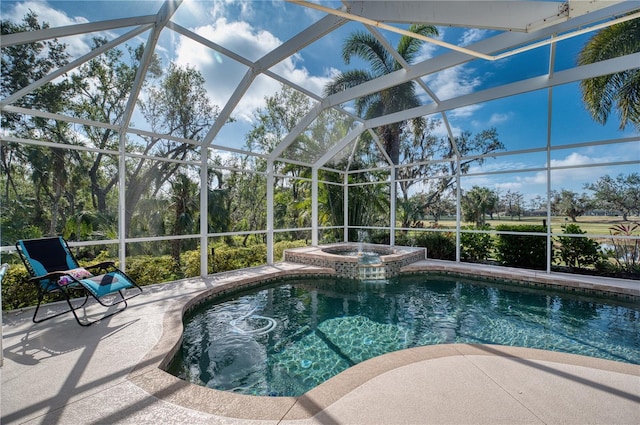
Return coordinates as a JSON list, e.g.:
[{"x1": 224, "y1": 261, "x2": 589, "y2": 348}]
[
  {"x1": 382, "y1": 124, "x2": 401, "y2": 165},
  {"x1": 49, "y1": 149, "x2": 66, "y2": 235}
]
